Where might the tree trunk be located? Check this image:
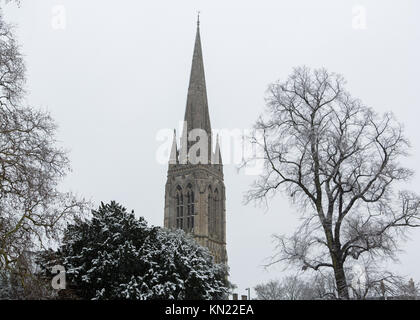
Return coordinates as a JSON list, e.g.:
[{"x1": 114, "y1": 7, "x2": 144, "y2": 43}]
[{"x1": 333, "y1": 261, "x2": 349, "y2": 299}]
